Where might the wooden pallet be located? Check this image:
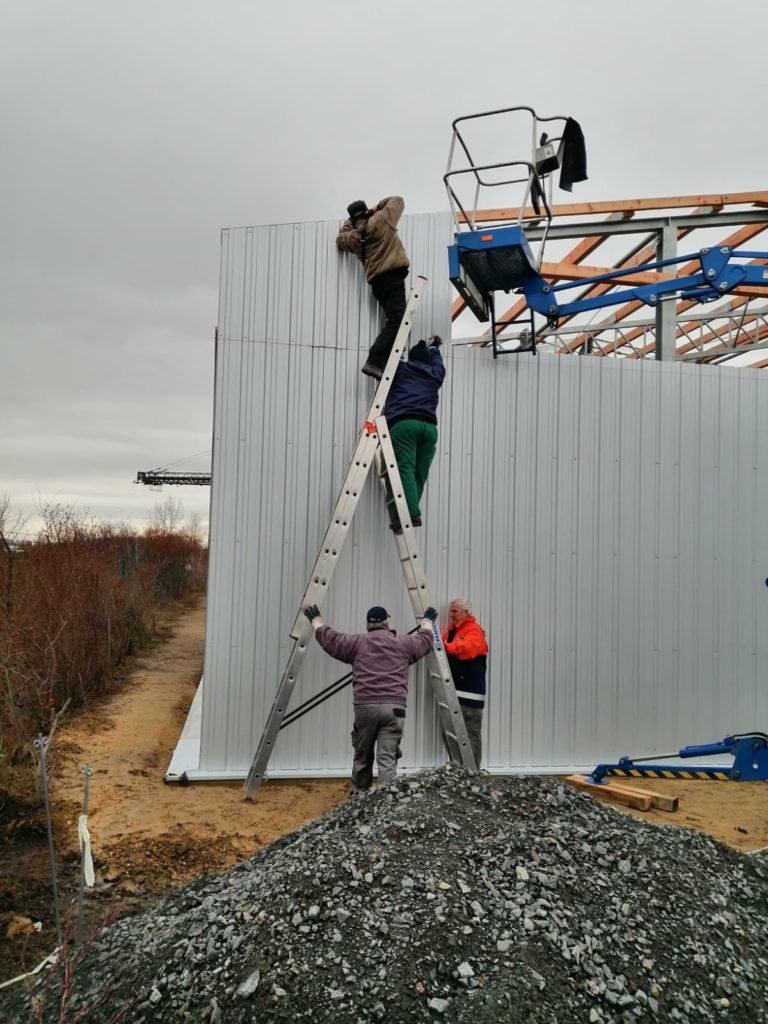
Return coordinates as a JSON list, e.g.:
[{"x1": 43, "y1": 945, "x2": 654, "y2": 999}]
[{"x1": 565, "y1": 775, "x2": 679, "y2": 813}]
